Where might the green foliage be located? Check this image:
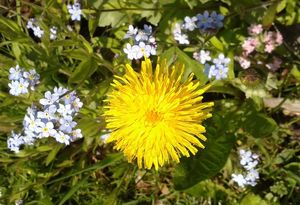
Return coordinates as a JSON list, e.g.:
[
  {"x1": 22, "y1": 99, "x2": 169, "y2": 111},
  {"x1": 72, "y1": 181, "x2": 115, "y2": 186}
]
[
  {"x1": 173, "y1": 112, "x2": 235, "y2": 190},
  {"x1": 0, "y1": 0, "x2": 300, "y2": 204}
]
